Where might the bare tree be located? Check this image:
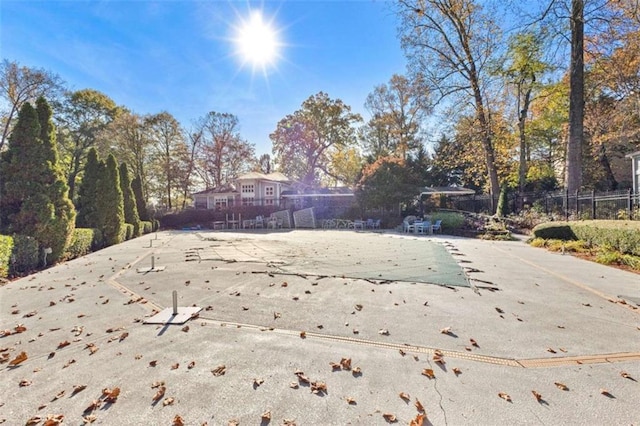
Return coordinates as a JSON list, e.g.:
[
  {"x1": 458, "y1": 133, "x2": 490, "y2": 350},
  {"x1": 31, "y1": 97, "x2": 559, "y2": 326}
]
[
  {"x1": 193, "y1": 112, "x2": 255, "y2": 189},
  {"x1": 397, "y1": 0, "x2": 502, "y2": 205},
  {"x1": 0, "y1": 59, "x2": 65, "y2": 150}
]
